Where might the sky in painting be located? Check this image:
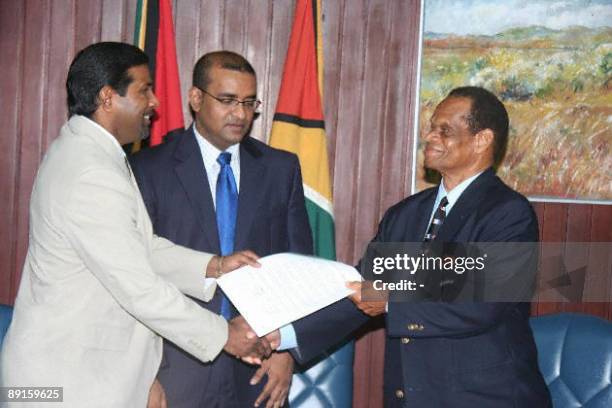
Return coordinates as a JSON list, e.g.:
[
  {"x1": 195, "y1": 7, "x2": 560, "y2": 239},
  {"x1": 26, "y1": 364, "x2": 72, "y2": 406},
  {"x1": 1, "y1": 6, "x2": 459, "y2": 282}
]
[{"x1": 424, "y1": 0, "x2": 612, "y2": 35}]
